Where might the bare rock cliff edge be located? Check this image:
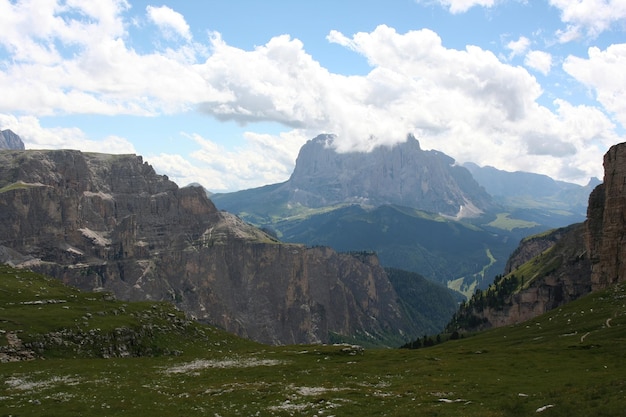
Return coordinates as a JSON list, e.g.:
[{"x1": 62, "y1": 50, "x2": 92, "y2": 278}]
[{"x1": 0, "y1": 149, "x2": 414, "y2": 345}]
